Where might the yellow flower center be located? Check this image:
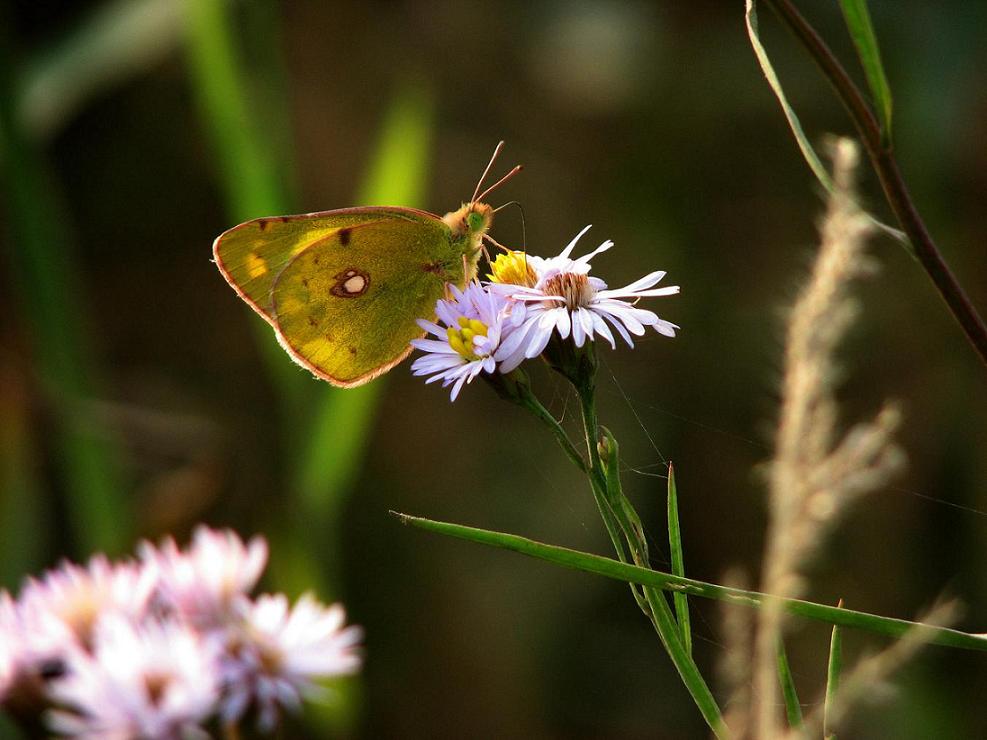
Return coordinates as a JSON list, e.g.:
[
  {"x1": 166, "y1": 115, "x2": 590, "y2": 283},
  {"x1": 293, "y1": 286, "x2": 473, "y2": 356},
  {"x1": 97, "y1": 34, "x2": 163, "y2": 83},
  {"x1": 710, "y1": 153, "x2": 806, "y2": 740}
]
[
  {"x1": 542, "y1": 272, "x2": 593, "y2": 311},
  {"x1": 447, "y1": 316, "x2": 489, "y2": 360},
  {"x1": 488, "y1": 250, "x2": 538, "y2": 287}
]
